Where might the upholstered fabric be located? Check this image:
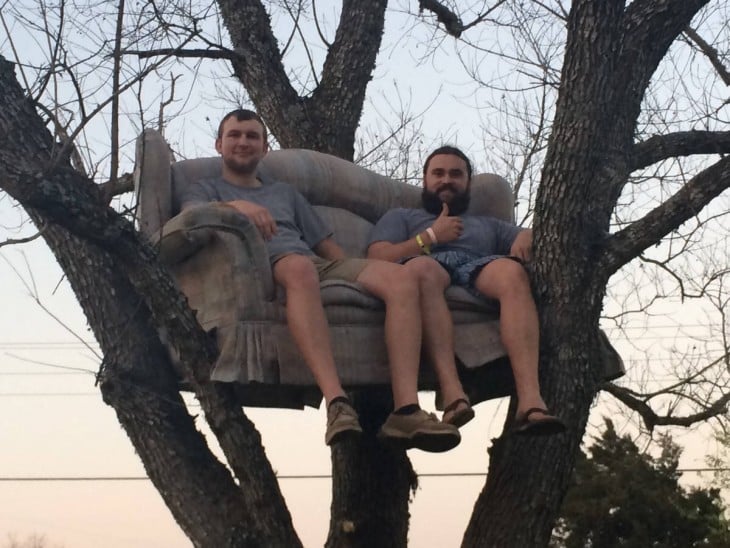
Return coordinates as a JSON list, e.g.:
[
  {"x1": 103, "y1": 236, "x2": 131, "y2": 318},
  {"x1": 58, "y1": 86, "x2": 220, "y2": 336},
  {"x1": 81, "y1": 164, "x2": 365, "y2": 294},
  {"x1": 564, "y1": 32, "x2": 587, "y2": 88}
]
[{"x1": 134, "y1": 129, "x2": 623, "y2": 408}]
